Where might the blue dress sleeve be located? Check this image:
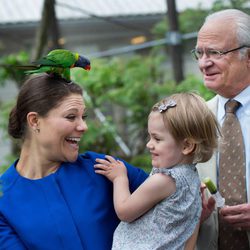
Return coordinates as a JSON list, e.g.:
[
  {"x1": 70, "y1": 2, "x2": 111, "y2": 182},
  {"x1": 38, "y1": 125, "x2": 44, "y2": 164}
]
[
  {"x1": 0, "y1": 213, "x2": 27, "y2": 250},
  {"x1": 83, "y1": 151, "x2": 148, "y2": 192}
]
